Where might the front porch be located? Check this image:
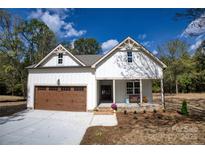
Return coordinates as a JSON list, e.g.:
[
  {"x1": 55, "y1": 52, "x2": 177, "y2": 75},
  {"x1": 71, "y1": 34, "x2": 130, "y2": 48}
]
[
  {"x1": 98, "y1": 103, "x2": 163, "y2": 112},
  {"x1": 96, "y1": 79, "x2": 165, "y2": 111}
]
